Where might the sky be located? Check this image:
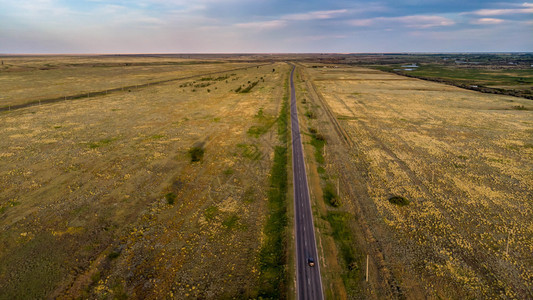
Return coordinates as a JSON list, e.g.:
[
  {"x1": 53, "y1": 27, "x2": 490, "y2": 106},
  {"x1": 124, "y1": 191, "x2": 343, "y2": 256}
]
[{"x1": 1, "y1": 0, "x2": 532, "y2": 53}]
